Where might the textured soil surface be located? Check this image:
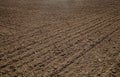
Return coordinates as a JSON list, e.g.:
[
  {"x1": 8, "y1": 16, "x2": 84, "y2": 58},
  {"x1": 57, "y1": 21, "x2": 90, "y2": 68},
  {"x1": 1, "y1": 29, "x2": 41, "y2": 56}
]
[{"x1": 0, "y1": 0, "x2": 120, "y2": 77}]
